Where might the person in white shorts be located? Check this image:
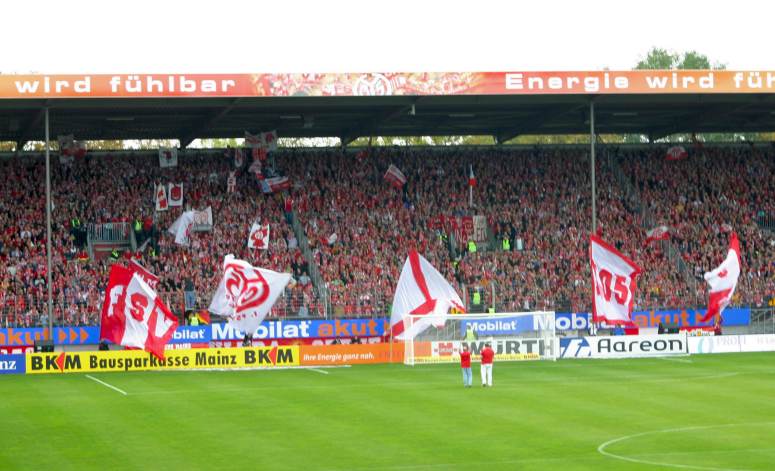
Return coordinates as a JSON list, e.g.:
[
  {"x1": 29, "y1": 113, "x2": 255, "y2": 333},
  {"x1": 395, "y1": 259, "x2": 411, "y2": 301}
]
[{"x1": 480, "y1": 342, "x2": 494, "y2": 387}]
